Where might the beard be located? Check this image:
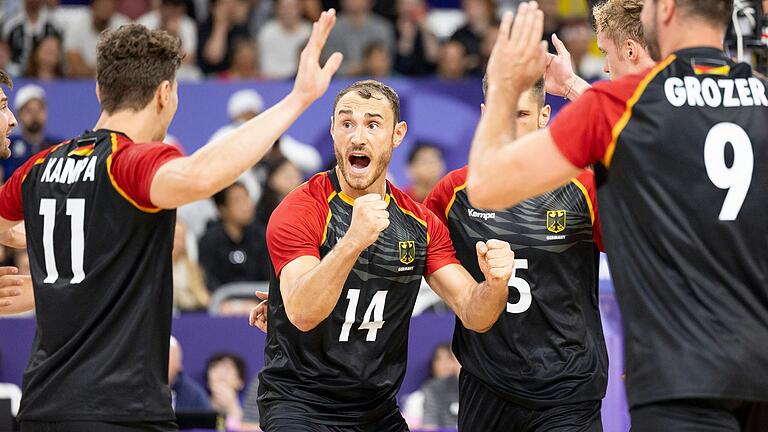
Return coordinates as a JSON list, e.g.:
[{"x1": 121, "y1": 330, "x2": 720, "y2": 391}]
[
  {"x1": 0, "y1": 142, "x2": 11, "y2": 159},
  {"x1": 25, "y1": 121, "x2": 43, "y2": 135},
  {"x1": 335, "y1": 144, "x2": 392, "y2": 191}
]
